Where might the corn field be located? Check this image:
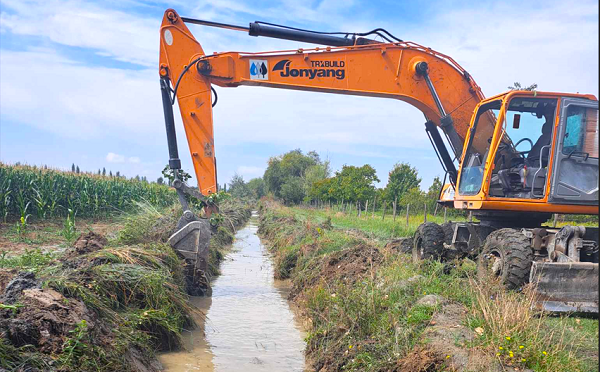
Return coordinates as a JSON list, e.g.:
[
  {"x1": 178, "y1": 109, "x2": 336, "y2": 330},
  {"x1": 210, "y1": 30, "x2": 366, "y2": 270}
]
[{"x1": 0, "y1": 163, "x2": 176, "y2": 221}]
